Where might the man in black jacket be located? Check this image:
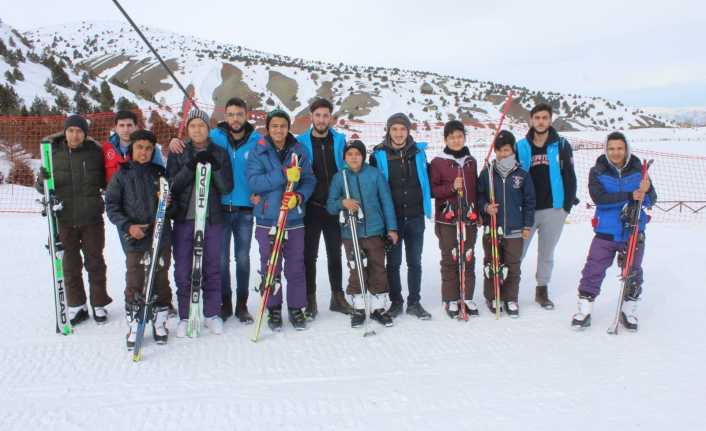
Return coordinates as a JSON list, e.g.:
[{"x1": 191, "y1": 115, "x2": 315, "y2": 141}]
[
  {"x1": 36, "y1": 115, "x2": 111, "y2": 325},
  {"x1": 106, "y1": 130, "x2": 172, "y2": 347}
]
